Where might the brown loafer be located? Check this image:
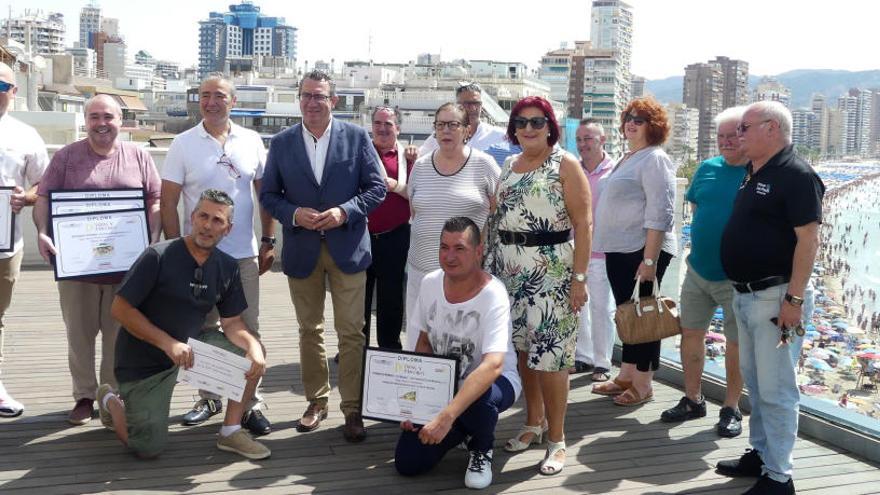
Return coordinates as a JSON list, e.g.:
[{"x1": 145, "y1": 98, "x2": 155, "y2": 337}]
[
  {"x1": 296, "y1": 402, "x2": 328, "y2": 432},
  {"x1": 343, "y1": 412, "x2": 366, "y2": 443}
]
